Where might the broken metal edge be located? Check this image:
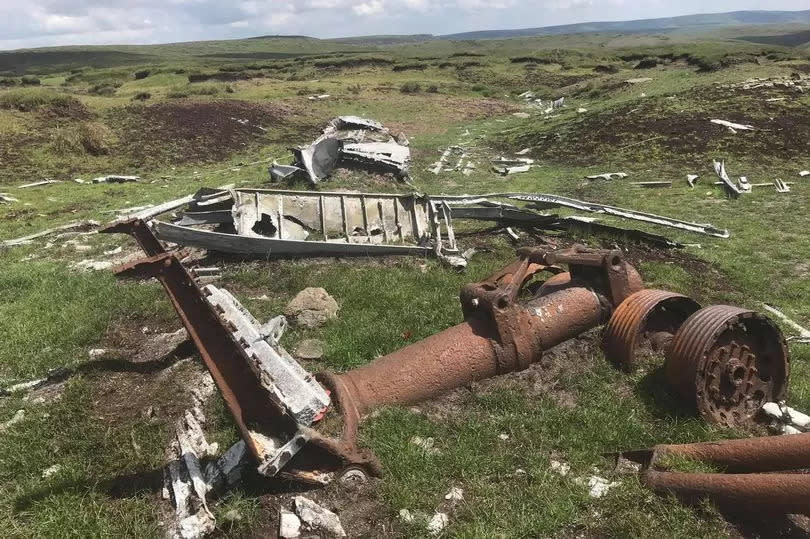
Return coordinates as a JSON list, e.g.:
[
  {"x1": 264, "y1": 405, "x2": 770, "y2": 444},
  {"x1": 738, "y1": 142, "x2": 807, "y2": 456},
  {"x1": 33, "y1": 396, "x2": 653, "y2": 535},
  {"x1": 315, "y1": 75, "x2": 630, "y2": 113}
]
[{"x1": 151, "y1": 220, "x2": 433, "y2": 257}]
